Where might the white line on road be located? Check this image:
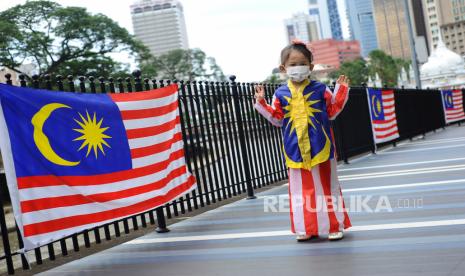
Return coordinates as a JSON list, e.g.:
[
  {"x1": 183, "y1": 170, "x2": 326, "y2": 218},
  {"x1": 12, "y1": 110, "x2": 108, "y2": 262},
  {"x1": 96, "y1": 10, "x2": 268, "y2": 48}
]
[
  {"x1": 125, "y1": 218, "x2": 465, "y2": 245},
  {"x1": 342, "y1": 178, "x2": 465, "y2": 193},
  {"x1": 339, "y1": 164, "x2": 465, "y2": 181},
  {"x1": 338, "y1": 157, "x2": 465, "y2": 172},
  {"x1": 380, "y1": 144, "x2": 465, "y2": 155},
  {"x1": 402, "y1": 137, "x2": 465, "y2": 147},
  {"x1": 275, "y1": 178, "x2": 465, "y2": 196},
  {"x1": 337, "y1": 141, "x2": 409, "y2": 168}
]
